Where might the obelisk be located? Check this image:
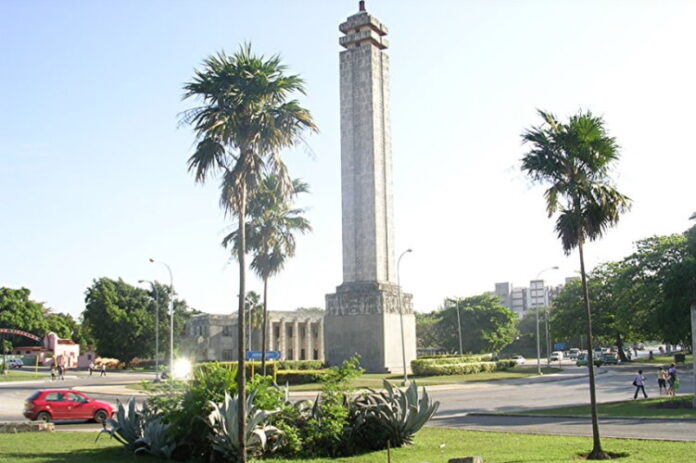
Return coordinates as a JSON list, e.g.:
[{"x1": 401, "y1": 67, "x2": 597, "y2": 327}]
[{"x1": 325, "y1": 1, "x2": 416, "y2": 373}]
